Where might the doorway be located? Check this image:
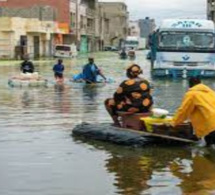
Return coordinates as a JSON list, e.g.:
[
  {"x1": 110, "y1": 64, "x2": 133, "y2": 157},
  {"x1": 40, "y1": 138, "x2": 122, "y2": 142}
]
[{"x1": 33, "y1": 36, "x2": 40, "y2": 59}]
